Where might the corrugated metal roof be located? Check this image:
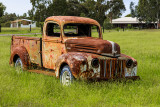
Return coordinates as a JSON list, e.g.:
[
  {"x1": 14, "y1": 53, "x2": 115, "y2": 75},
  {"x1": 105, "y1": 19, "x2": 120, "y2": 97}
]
[
  {"x1": 112, "y1": 17, "x2": 142, "y2": 24},
  {"x1": 11, "y1": 19, "x2": 33, "y2": 23}
]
